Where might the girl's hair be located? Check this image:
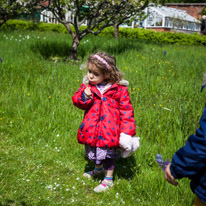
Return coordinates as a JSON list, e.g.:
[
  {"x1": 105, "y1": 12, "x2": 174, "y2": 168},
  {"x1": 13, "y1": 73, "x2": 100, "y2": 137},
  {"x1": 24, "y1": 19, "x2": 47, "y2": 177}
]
[{"x1": 87, "y1": 52, "x2": 123, "y2": 83}]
